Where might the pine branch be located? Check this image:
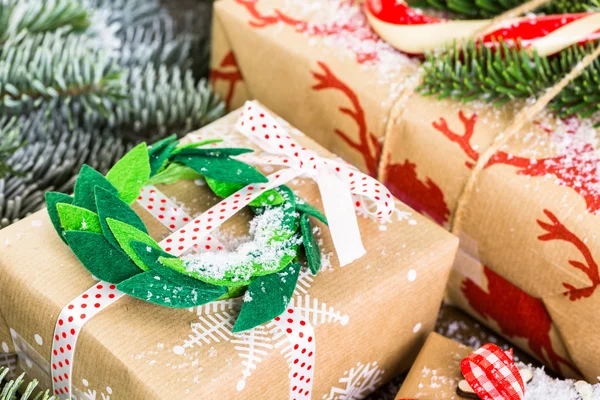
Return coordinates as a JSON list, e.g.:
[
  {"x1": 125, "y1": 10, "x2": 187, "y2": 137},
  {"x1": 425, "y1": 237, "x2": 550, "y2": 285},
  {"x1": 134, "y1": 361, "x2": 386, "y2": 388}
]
[
  {"x1": 407, "y1": 0, "x2": 597, "y2": 18},
  {"x1": 0, "y1": 117, "x2": 22, "y2": 177},
  {"x1": 0, "y1": 110, "x2": 130, "y2": 228},
  {"x1": 418, "y1": 40, "x2": 600, "y2": 120},
  {"x1": 0, "y1": 32, "x2": 126, "y2": 118},
  {"x1": 87, "y1": 0, "x2": 205, "y2": 72},
  {"x1": 0, "y1": 0, "x2": 90, "y2": 42},
  {"x1": 0, "y1": 0, "x2": 225, "y2": 227},
  {"x1": 0, "y1": 367, "x2": 56, "y2": 400}
]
